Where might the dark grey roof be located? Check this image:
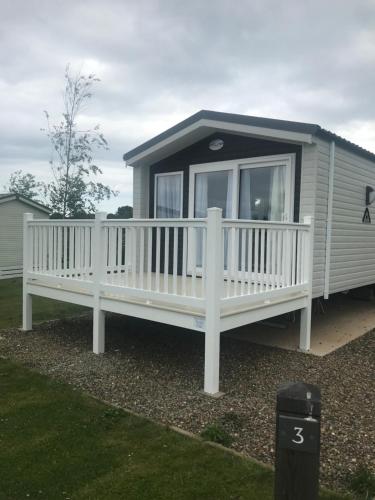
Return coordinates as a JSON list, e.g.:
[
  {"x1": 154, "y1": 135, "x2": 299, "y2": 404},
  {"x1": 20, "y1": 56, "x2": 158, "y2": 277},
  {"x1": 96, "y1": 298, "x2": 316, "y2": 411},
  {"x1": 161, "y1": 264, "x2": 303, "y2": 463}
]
[
  {"x1": 123, "y1": 109, "x2": 375, "y2": 163},
  {"x1": 0, "y1": 193, "x2": 50, "y2": 212}
]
